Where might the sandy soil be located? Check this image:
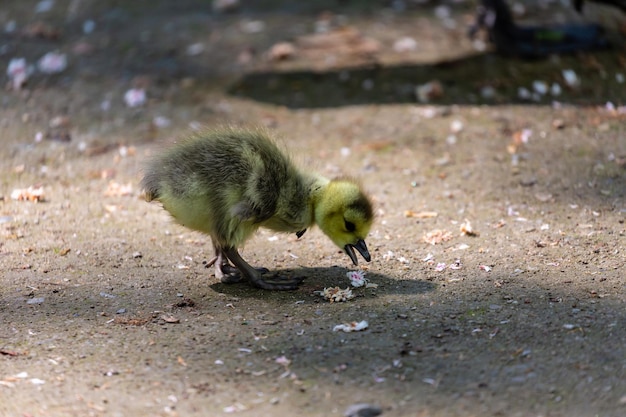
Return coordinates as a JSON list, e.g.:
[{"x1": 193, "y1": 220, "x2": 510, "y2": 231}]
[{"x1": 1, "y1": 1, "x2": 625, "y2": 416}]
